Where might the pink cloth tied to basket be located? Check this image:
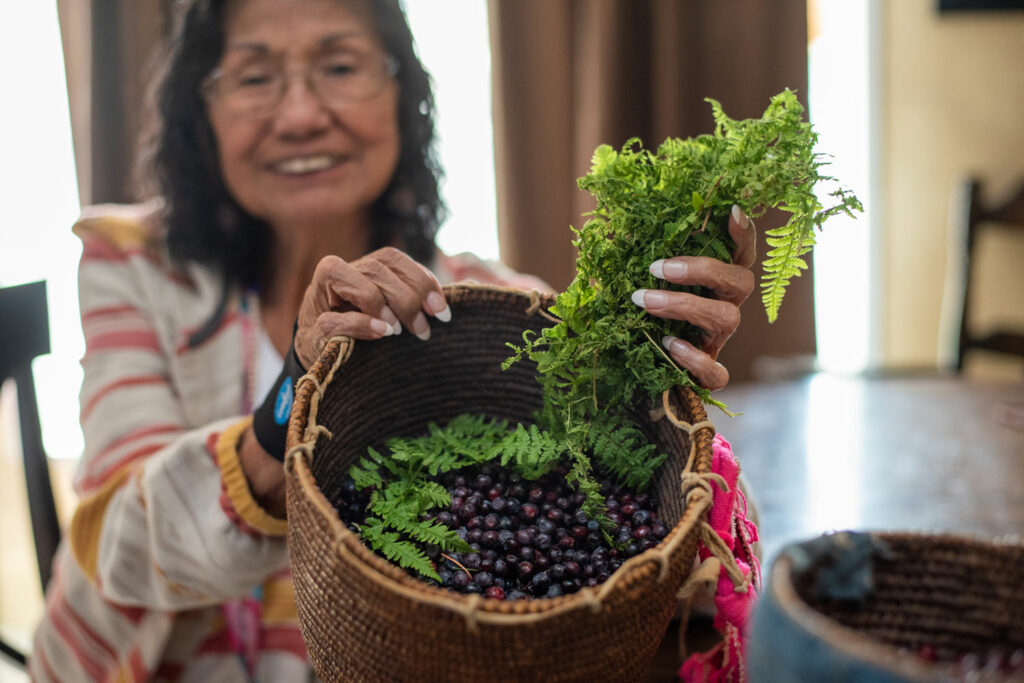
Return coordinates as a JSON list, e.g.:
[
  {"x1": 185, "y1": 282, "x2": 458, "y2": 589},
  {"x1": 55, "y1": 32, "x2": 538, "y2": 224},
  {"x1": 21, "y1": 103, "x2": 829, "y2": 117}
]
[{"x1": 679, "y1": 433, "x2": 761, "y2": 683}]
